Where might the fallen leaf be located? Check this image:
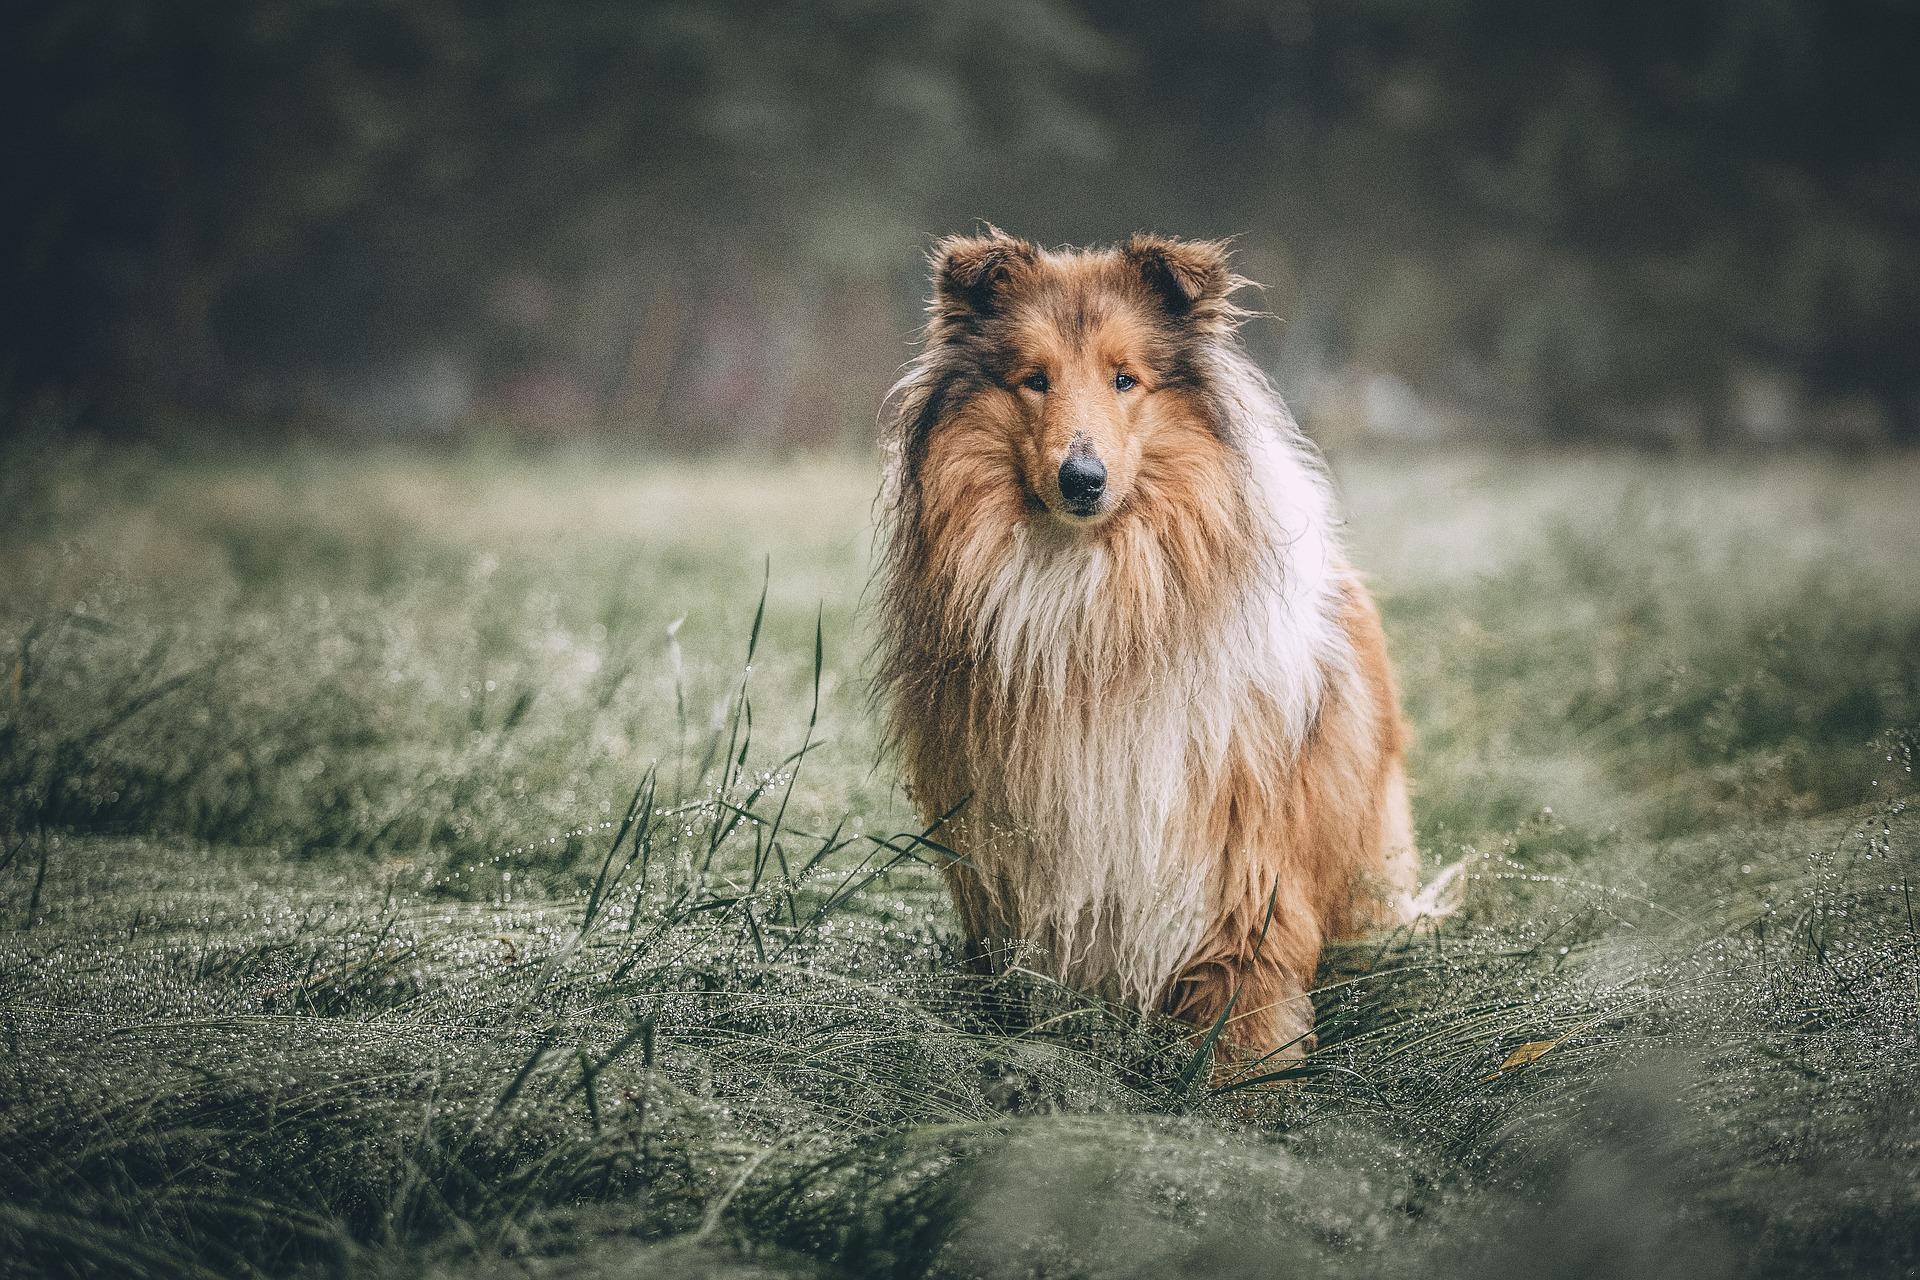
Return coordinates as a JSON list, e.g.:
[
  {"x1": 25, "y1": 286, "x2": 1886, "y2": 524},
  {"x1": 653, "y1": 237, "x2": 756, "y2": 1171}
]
[{"x1": 1481, "y1": 1038, "x2": 1560, "y2": 1082}]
